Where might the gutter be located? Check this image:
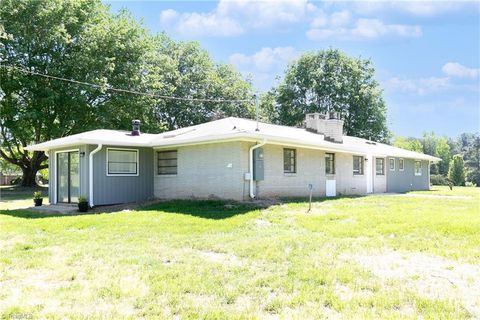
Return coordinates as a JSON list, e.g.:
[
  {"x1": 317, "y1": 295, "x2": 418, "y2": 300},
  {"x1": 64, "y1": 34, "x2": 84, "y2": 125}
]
[
  {"x1": 89, "y1": 144, "x2": 102, "y2": 207},
  {"x1": 249, "y1": 139, "x2": 267, "y2": 199}
]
